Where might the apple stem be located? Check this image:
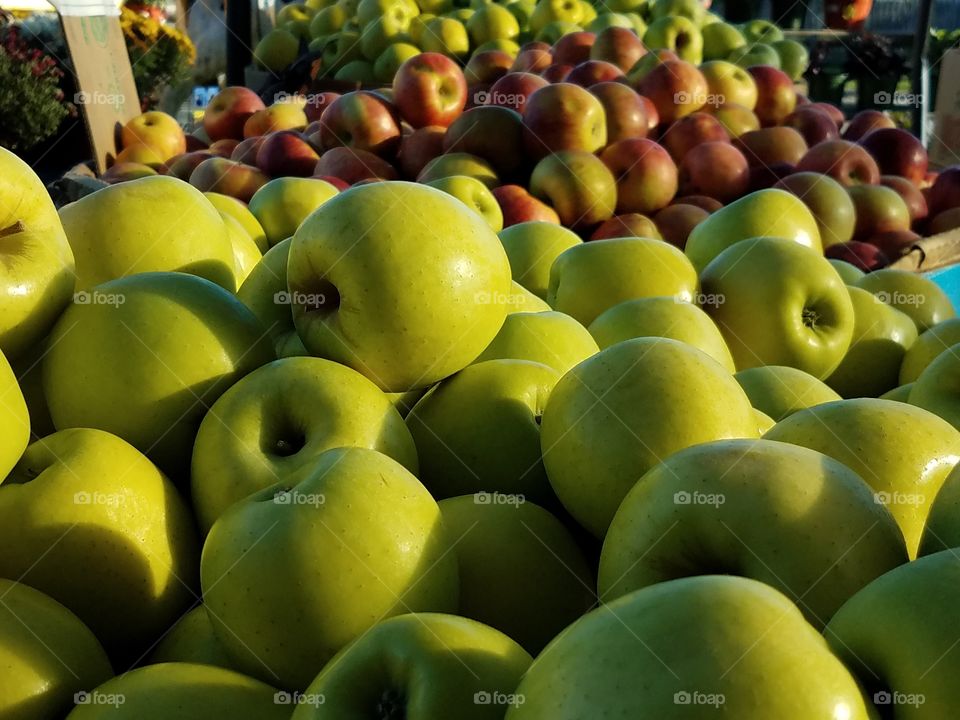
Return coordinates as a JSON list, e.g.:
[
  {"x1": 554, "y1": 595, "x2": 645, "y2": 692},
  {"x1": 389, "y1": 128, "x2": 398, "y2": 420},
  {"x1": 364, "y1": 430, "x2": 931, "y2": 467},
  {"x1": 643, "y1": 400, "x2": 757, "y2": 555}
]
[{"x1": 0, "y1": 220, "x2": 25, "y2": 238}]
